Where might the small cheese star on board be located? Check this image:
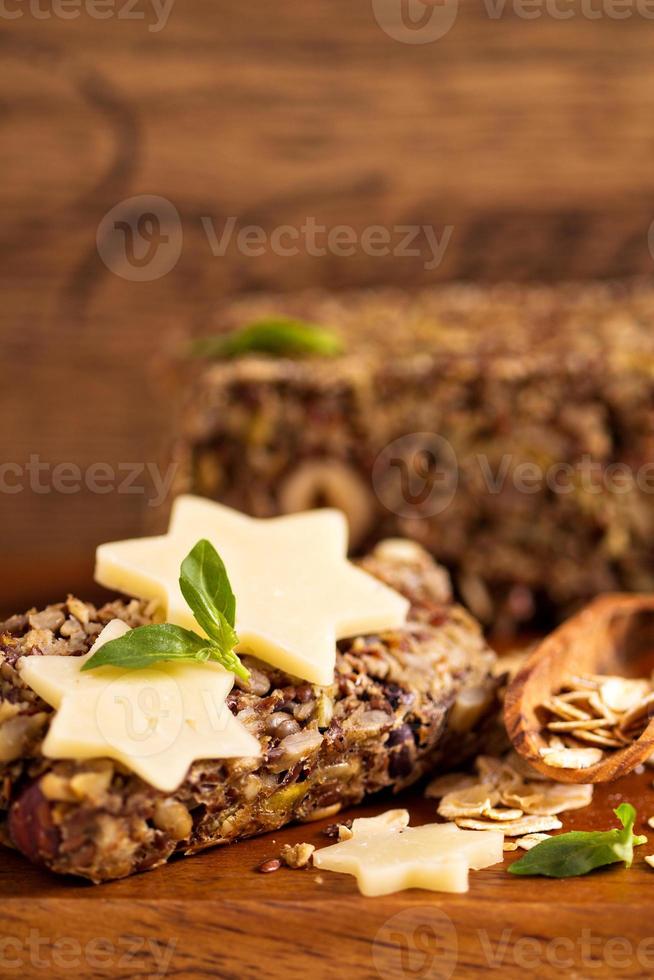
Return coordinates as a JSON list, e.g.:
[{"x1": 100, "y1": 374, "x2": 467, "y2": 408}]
[
  {"x1": 313, "y1": 819, "x2": 504, "y2": 896},
  {"x1": 95, "y1": 496, "x2": 409, "y2": 685},
  {"x1": 19, "y1": 620, "x2": 261, "y2": 792}
]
